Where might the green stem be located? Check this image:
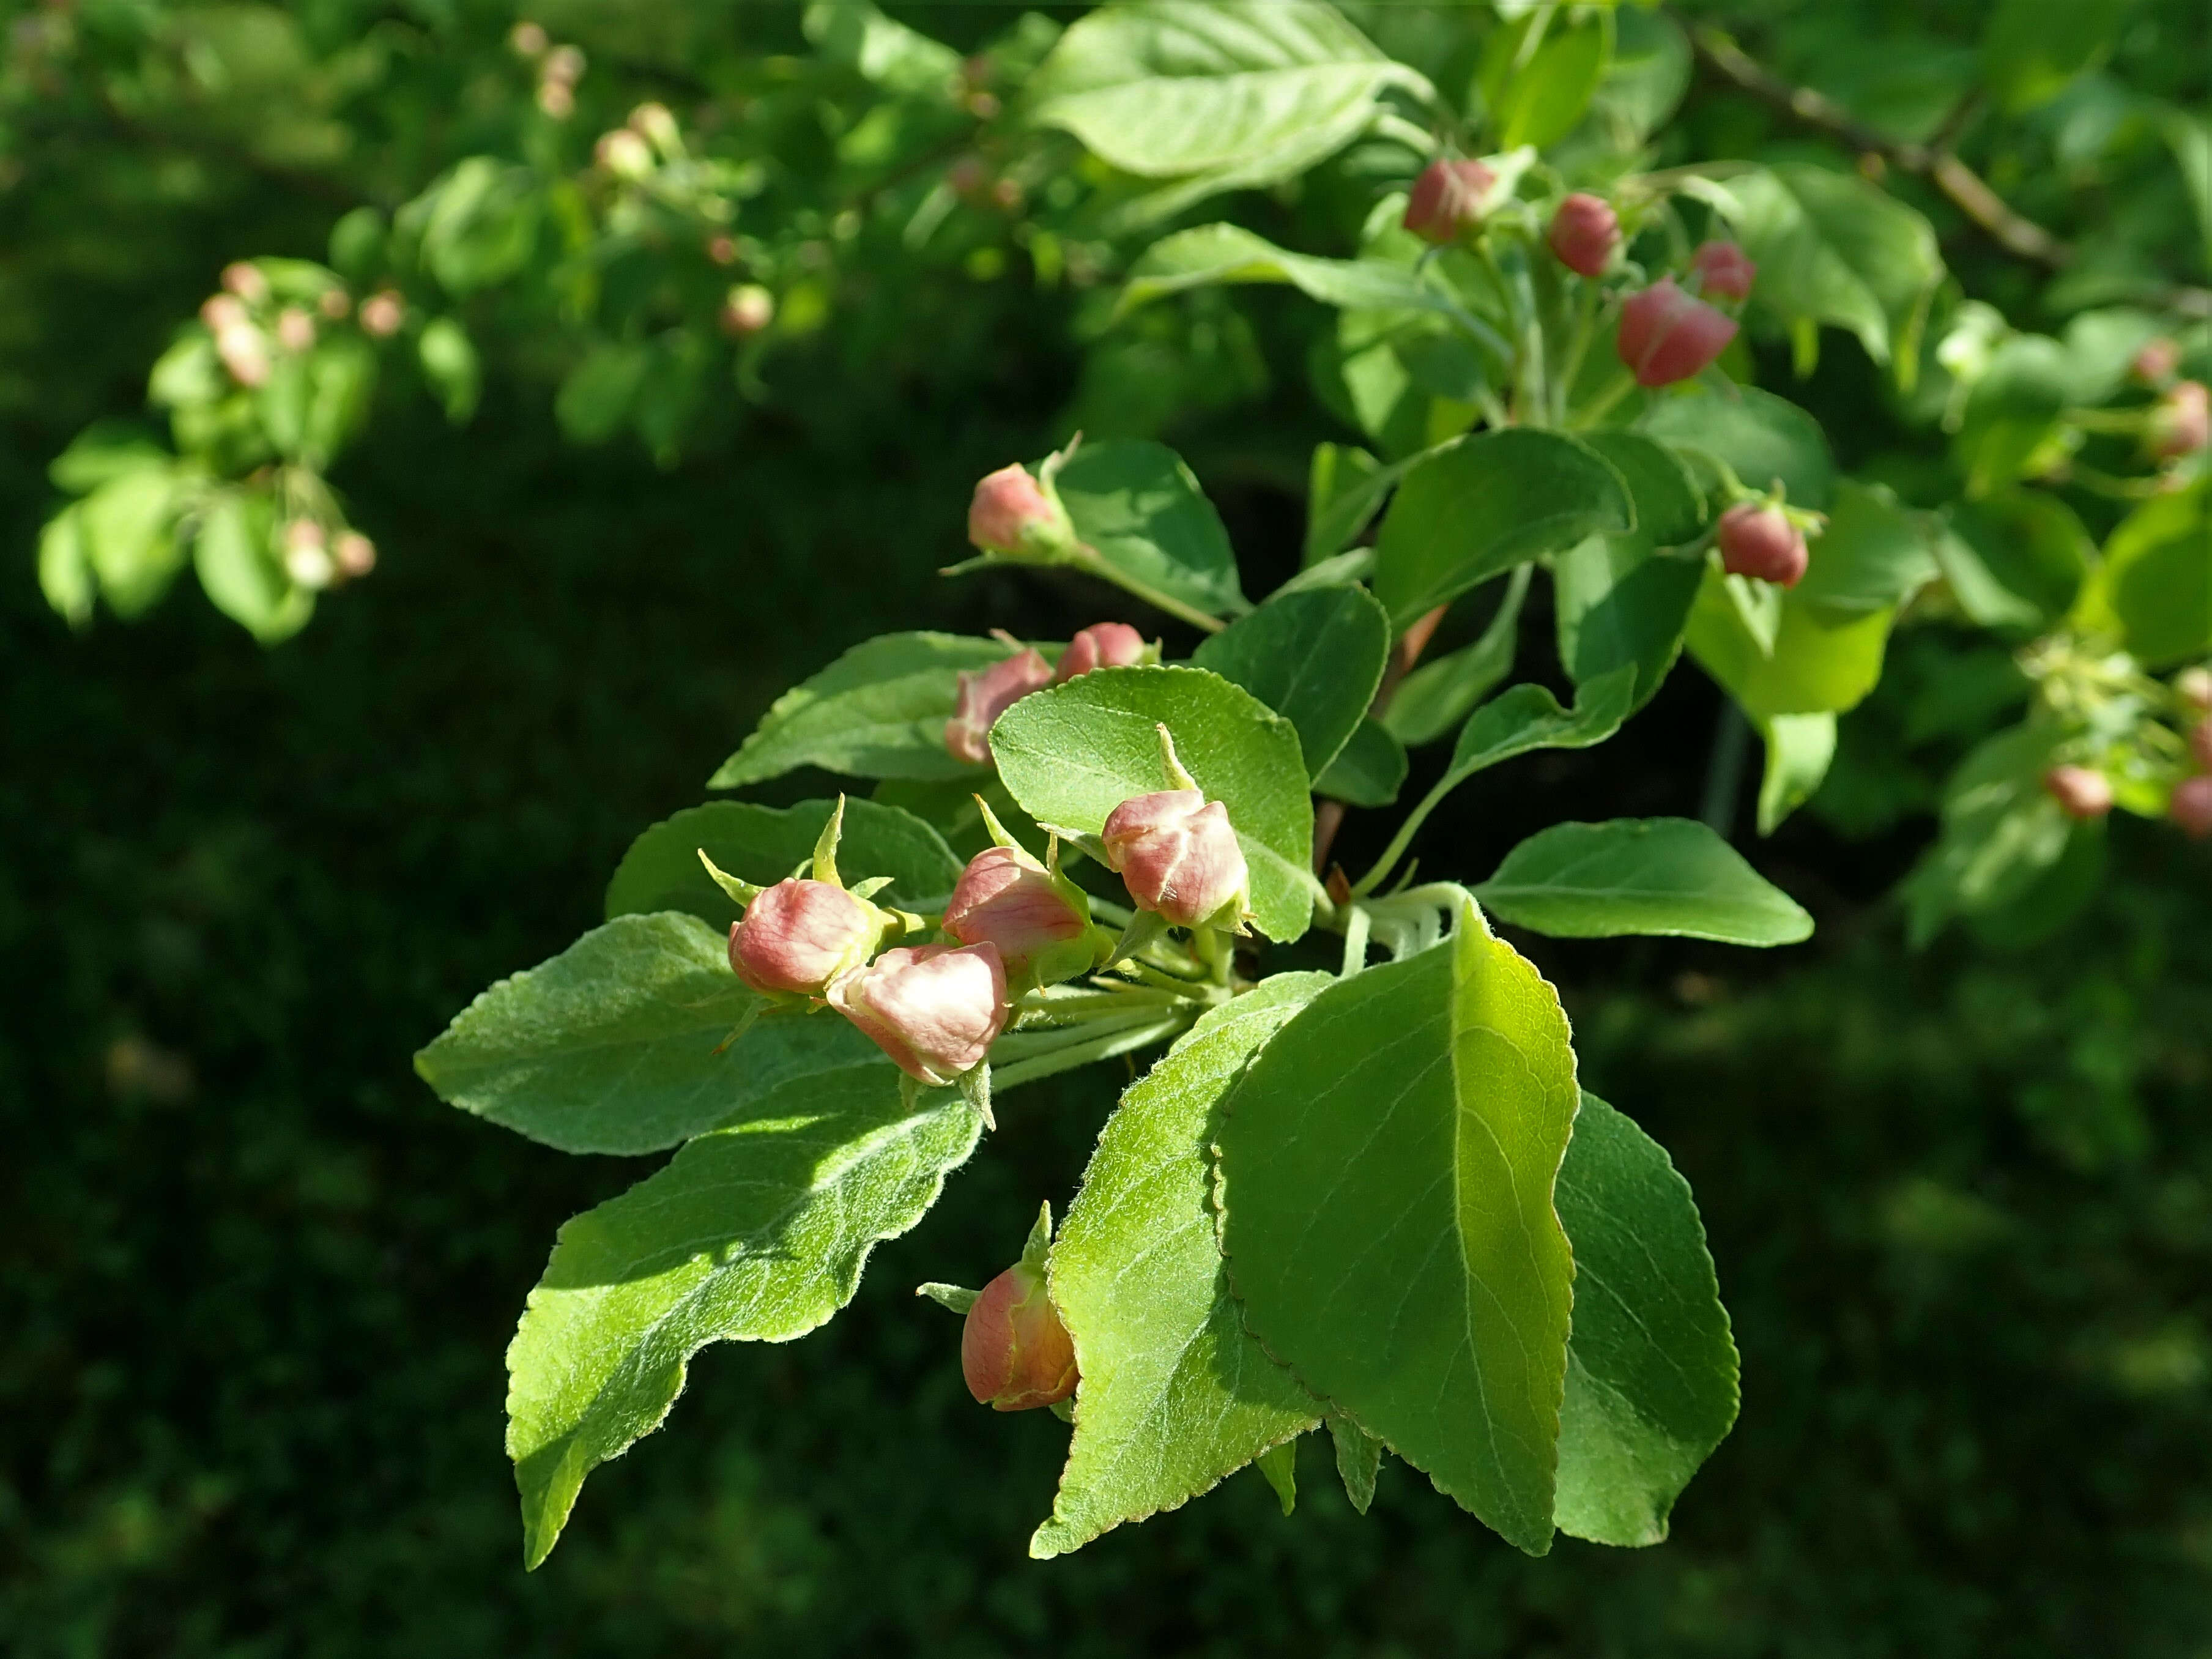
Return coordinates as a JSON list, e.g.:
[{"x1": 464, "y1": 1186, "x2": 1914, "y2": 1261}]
[
  {"x1": 1351, "y1": 770, "x2": 1462, "y2": 898},
  {"x1": 990, "y1": 1013, "x2": 1193, "y2": 1089},
  {"x1": 1072, "y1": 548, "x2": 1227, "y2": 633},
  {"x1": 1569, "y1": 364, "x2": 1637, "y2": 431}
]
